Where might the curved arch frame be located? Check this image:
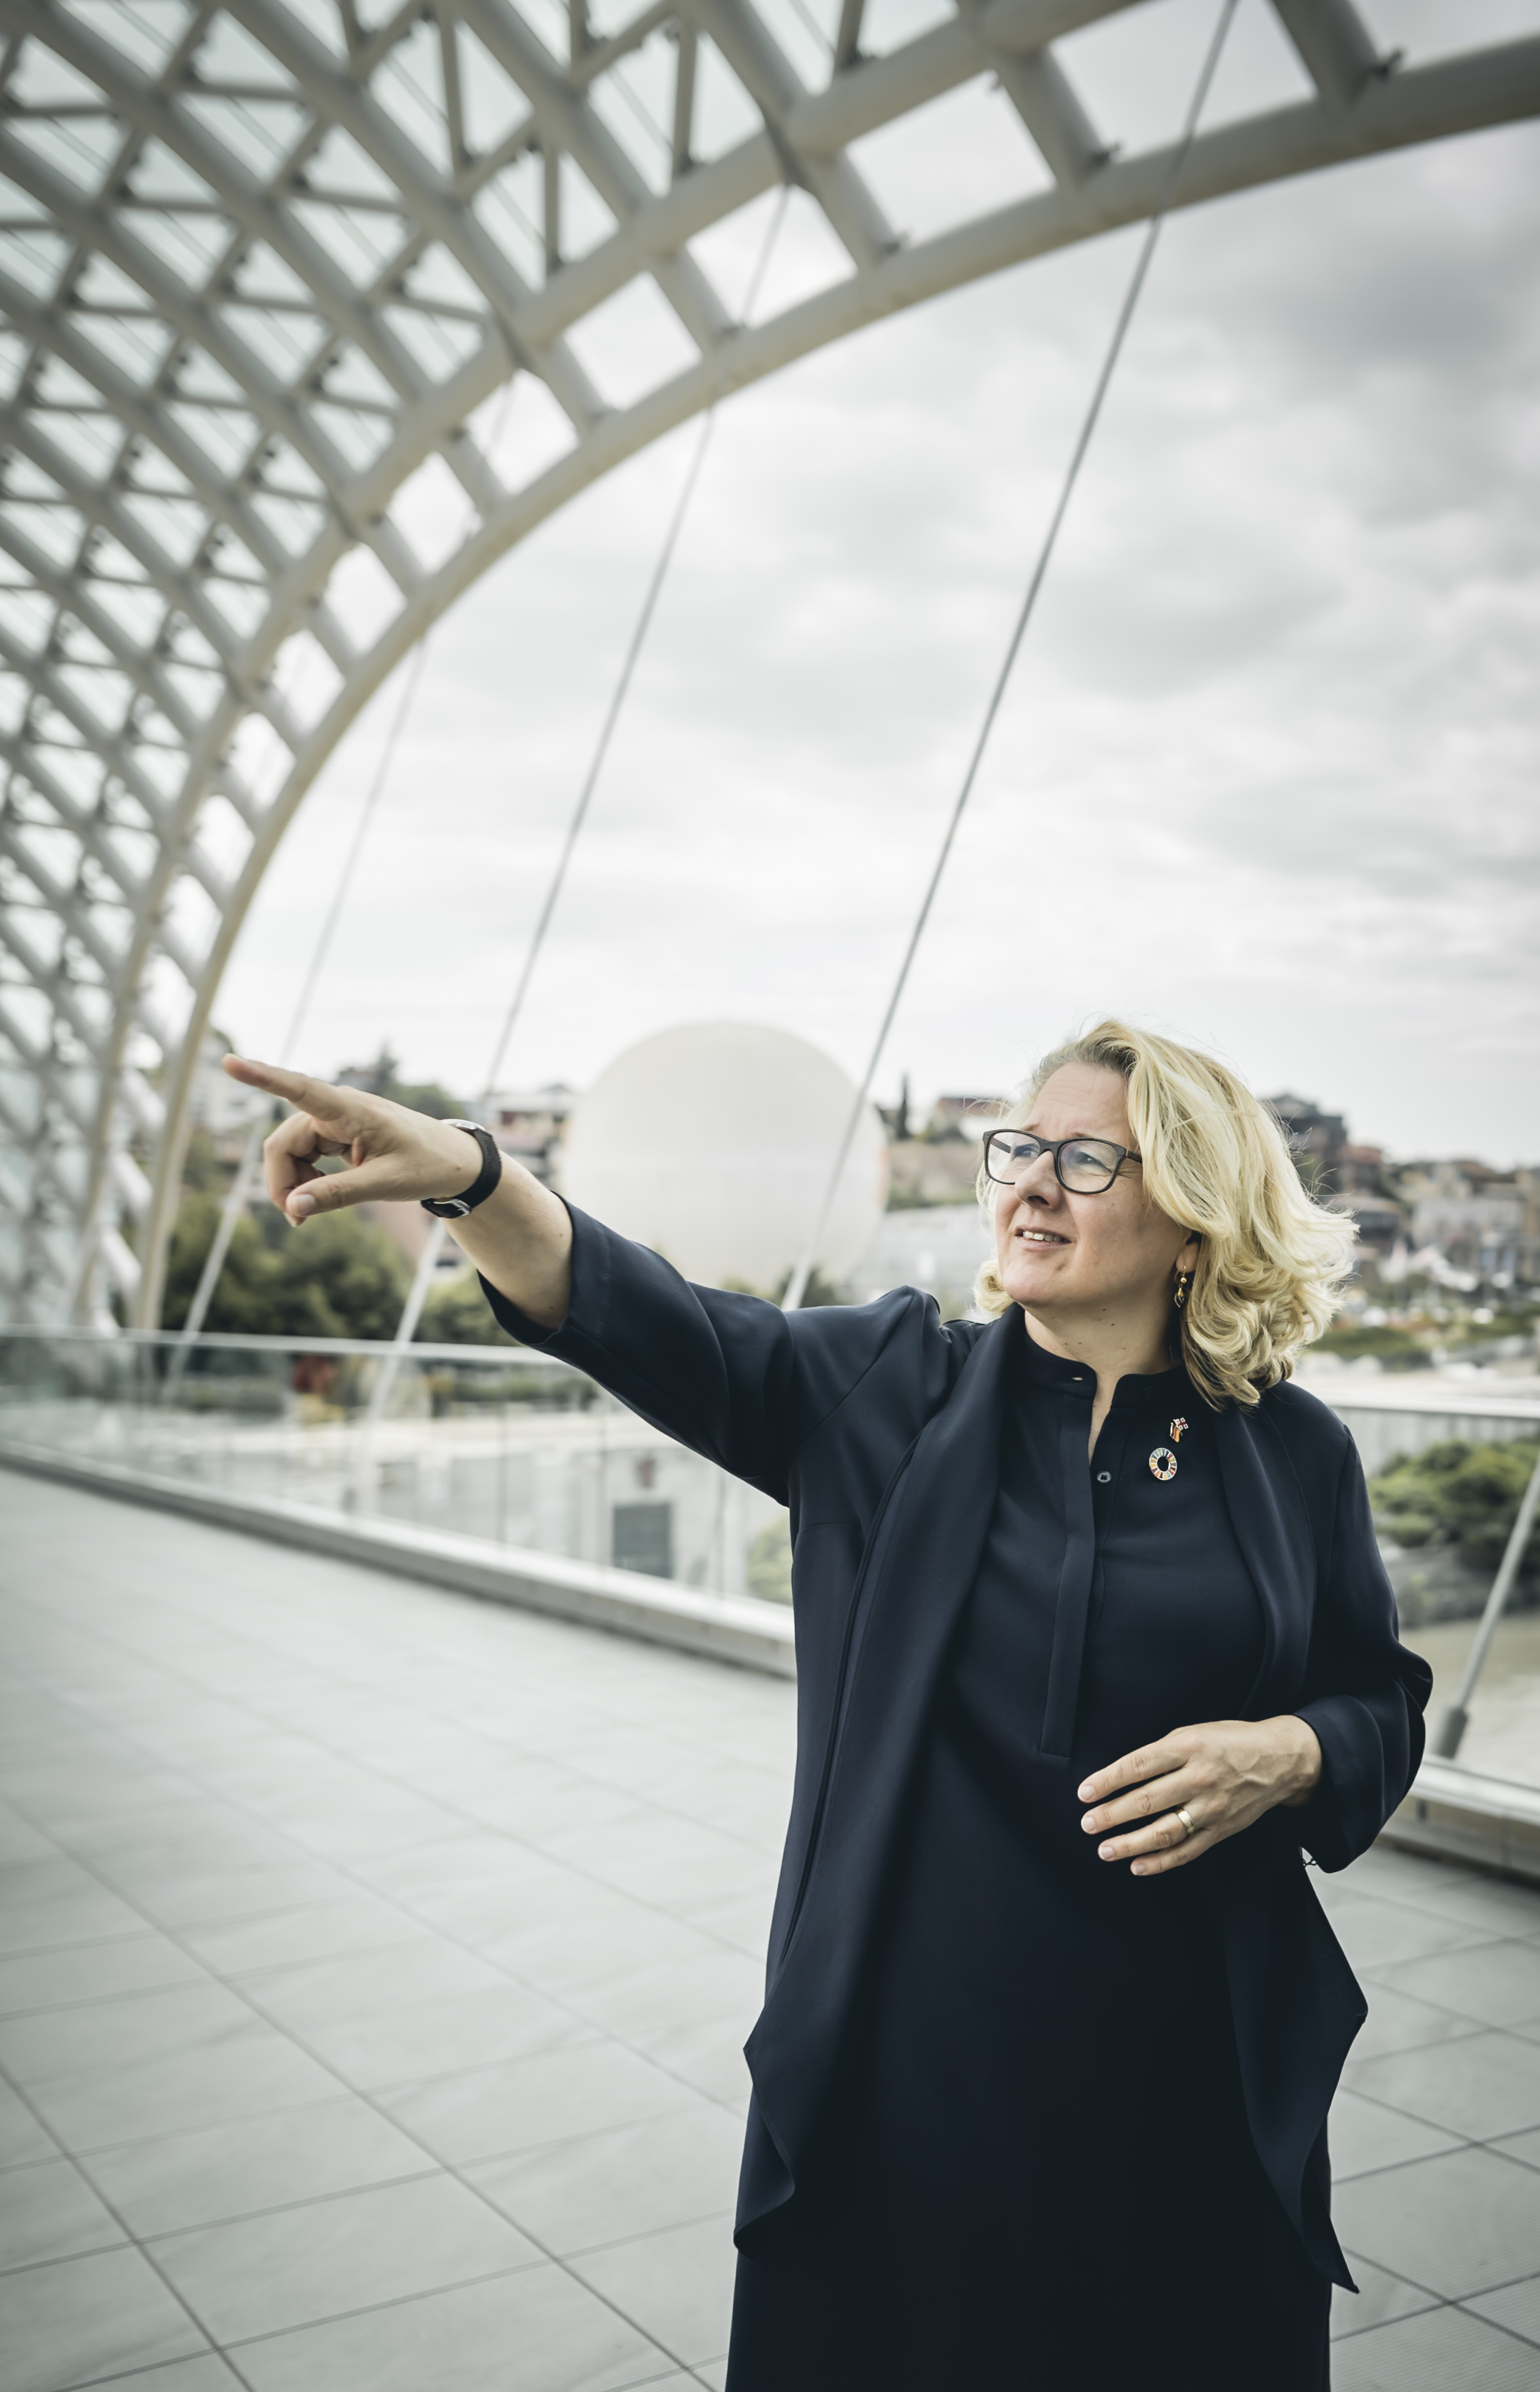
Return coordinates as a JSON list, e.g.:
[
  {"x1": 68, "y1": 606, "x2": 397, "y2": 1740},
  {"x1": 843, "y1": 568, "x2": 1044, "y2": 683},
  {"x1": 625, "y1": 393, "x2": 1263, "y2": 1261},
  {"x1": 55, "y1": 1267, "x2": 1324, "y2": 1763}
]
[{"x1": 0, "y1": 0, "x2": 1534, "y2": 1328}]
